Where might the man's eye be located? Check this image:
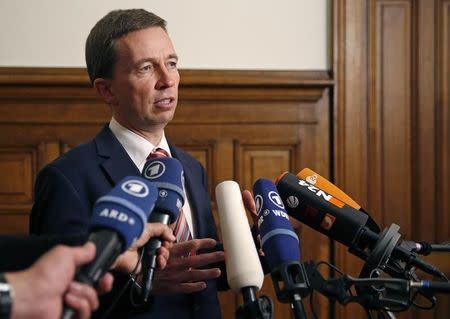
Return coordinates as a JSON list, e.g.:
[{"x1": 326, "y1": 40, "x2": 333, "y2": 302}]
[
  {"x1": 140, "y1": 65, "x2": 152, "y2": 72},
  {"x1": 167, "y1": 61, "x2": 178, "y2": 69}
]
